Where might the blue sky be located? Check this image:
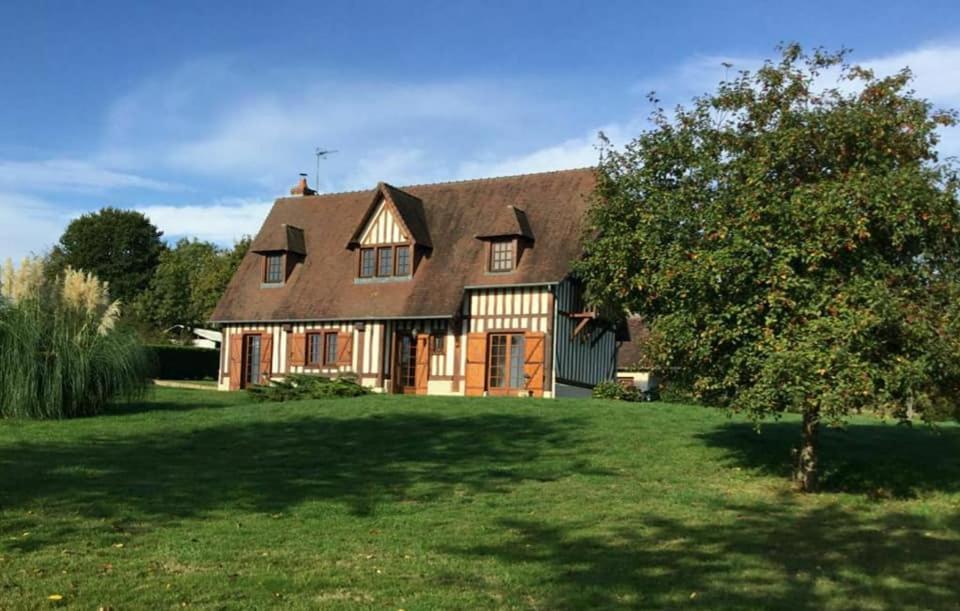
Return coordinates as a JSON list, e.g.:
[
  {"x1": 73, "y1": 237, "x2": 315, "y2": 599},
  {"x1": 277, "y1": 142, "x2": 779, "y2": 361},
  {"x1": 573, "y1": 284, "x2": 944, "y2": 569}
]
[{"x1": 2, "y1": 0, "x2": 960, "y2": 261}]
